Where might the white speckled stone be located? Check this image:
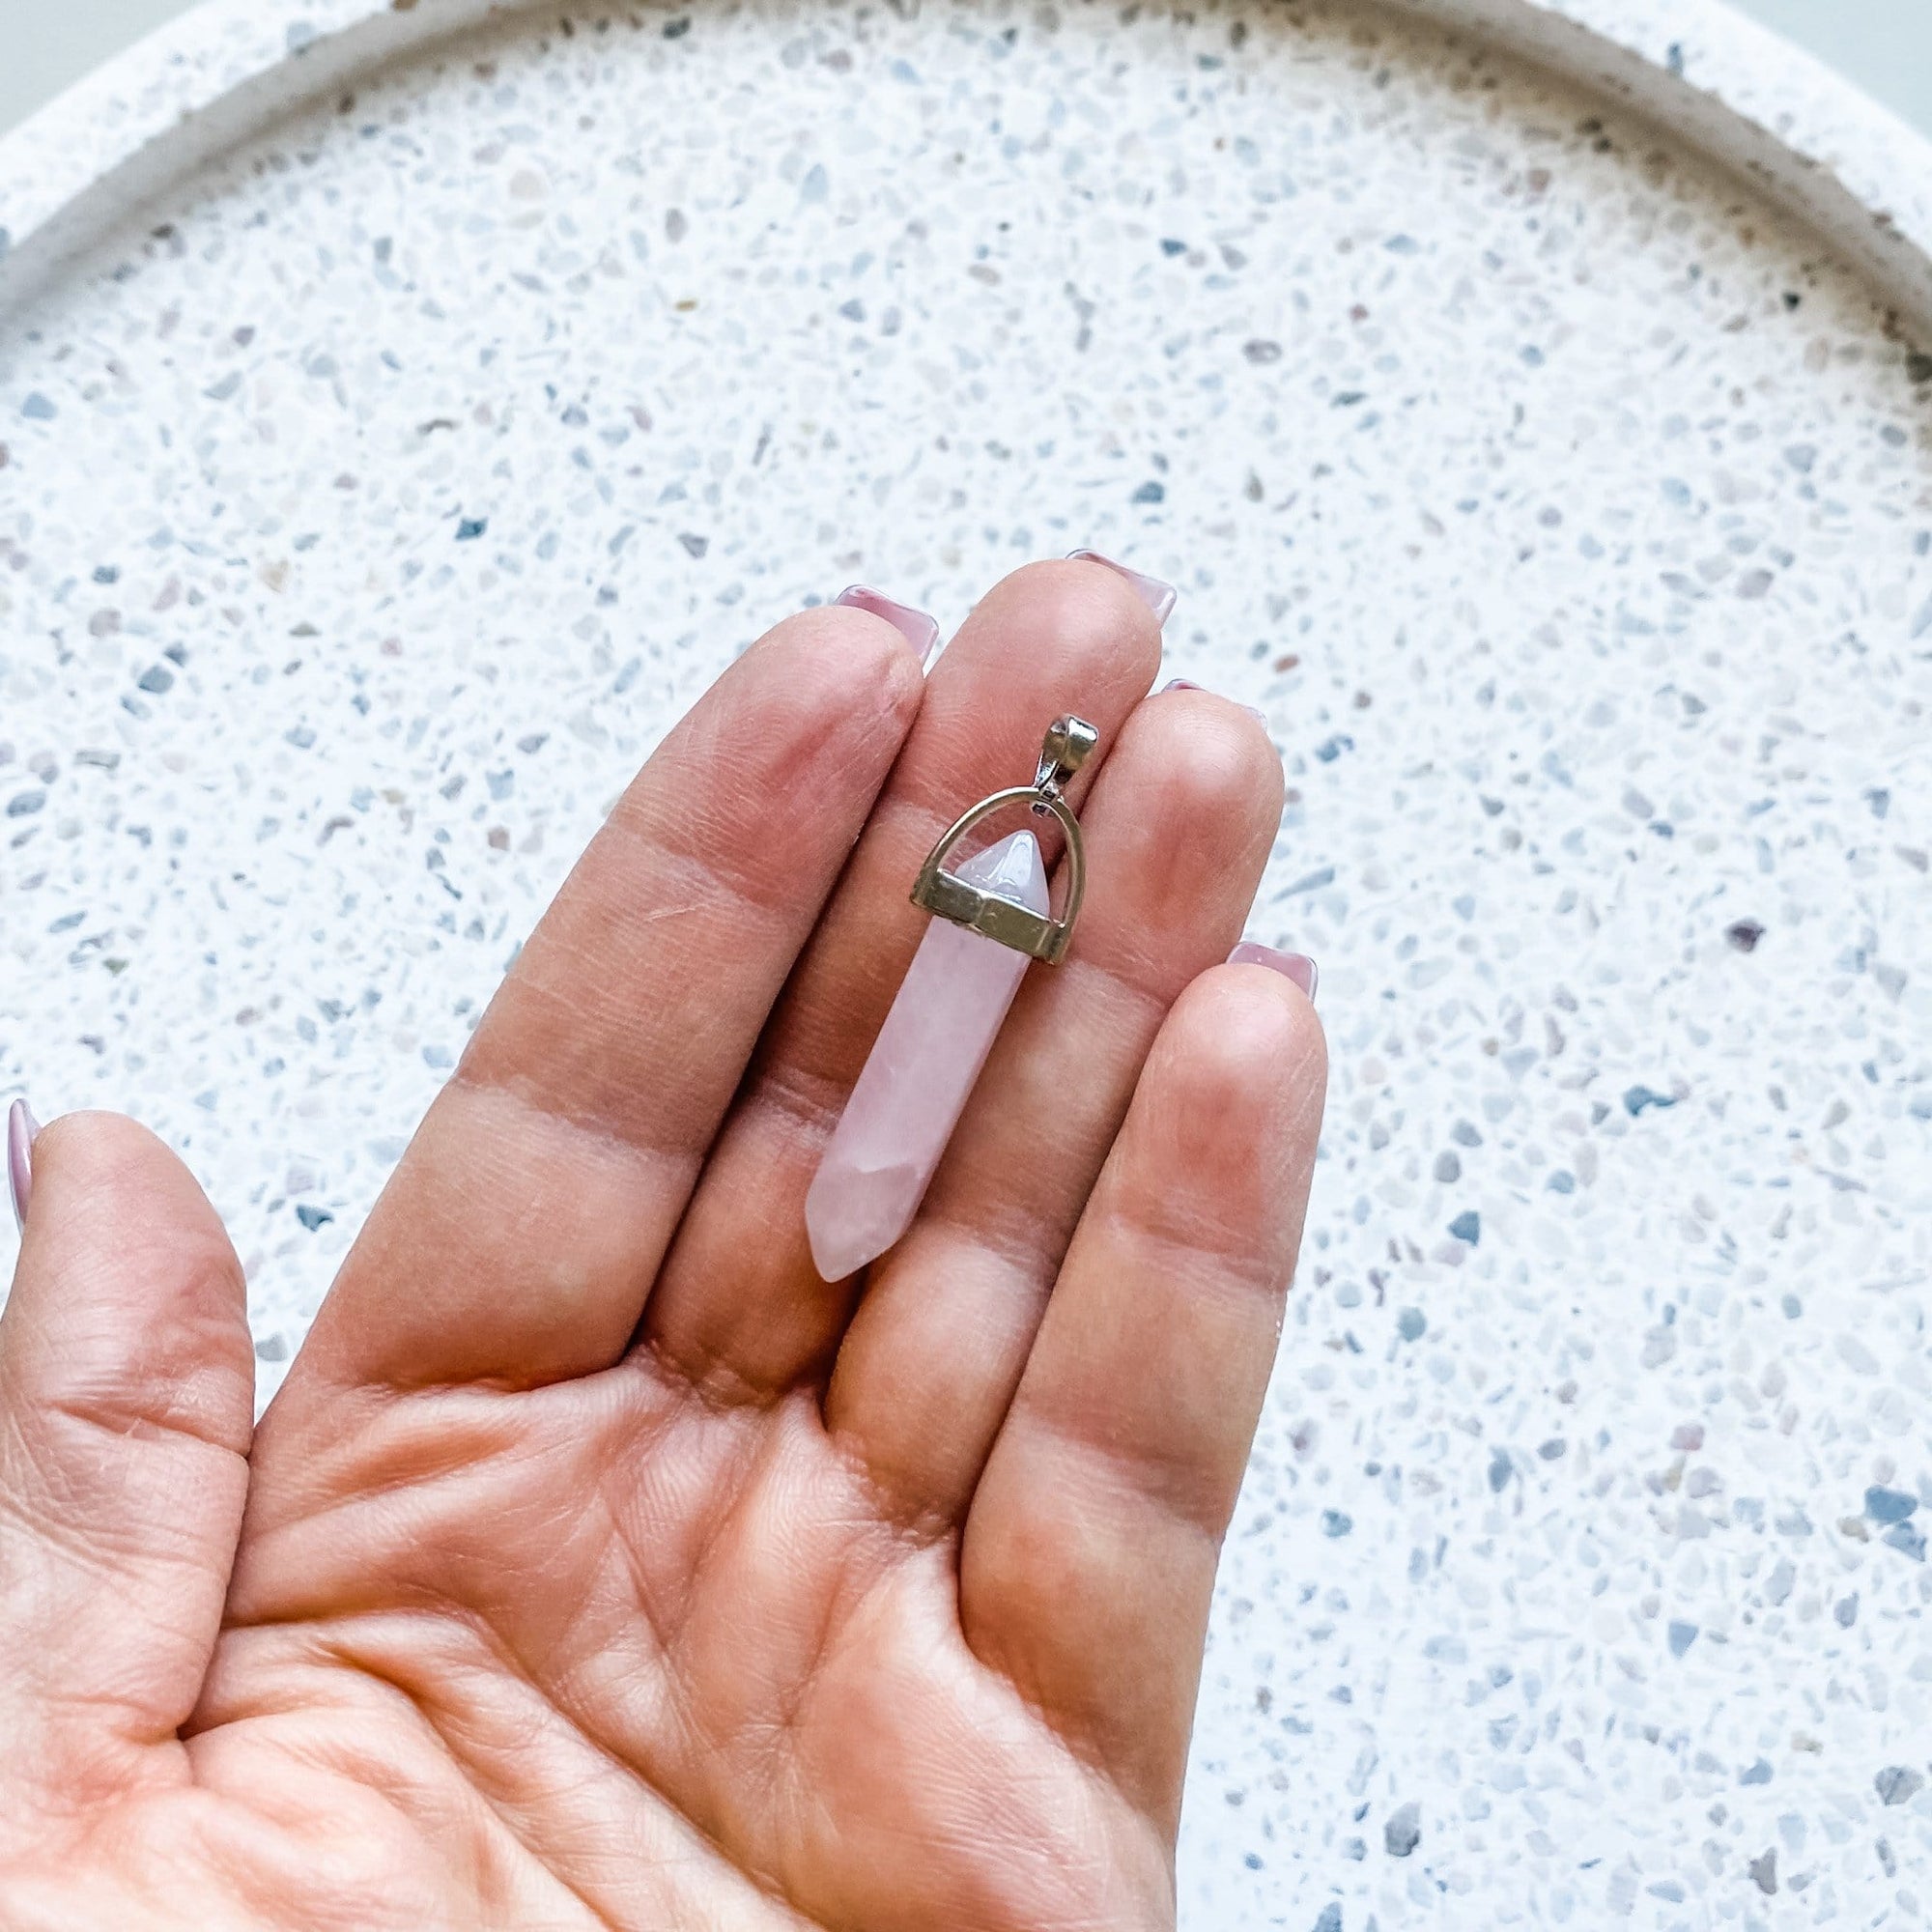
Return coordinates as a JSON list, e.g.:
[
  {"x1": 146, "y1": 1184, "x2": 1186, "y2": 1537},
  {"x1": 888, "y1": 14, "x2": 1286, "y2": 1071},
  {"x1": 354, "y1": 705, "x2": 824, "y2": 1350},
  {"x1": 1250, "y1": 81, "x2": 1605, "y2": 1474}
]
[{"x1": 2, "y1": 1, "x2": 1930, "y2": 1925}]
